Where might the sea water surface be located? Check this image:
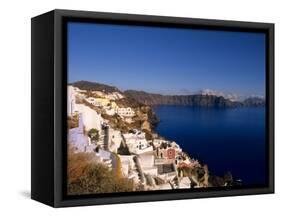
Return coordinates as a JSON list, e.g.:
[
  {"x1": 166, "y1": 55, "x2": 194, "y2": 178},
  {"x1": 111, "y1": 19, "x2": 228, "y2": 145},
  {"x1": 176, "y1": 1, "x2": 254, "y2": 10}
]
[{"x1": 154, "y1": 105, "x2": 267, "y2": 186}]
